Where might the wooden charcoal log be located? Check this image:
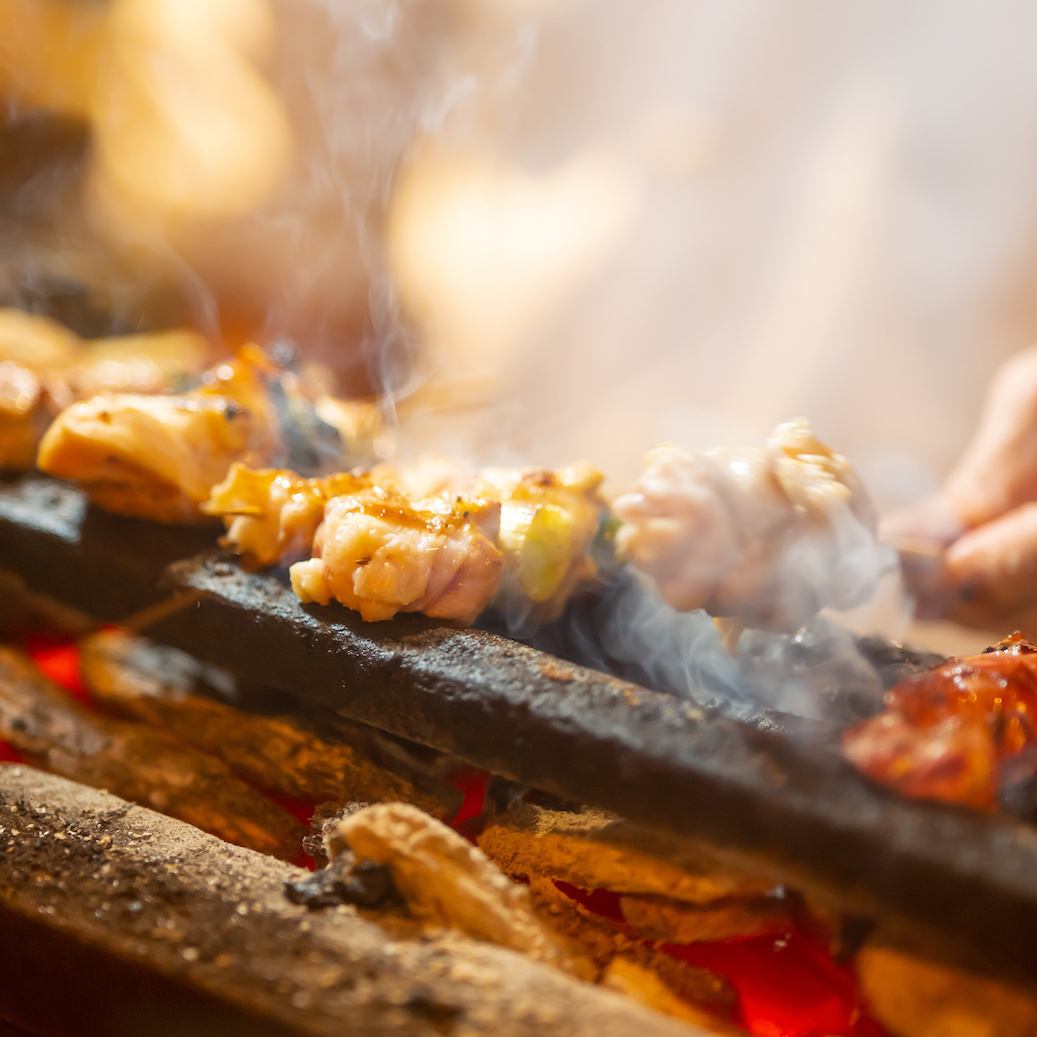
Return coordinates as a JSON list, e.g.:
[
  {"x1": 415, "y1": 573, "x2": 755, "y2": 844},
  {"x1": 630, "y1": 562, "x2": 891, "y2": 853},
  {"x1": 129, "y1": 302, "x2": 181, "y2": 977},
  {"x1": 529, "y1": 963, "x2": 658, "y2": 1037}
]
[
  {"x1": 619, "y1": 892, "x2": 794, "y2": 944},
  {"x1": 528, "y1": 876, "x2": 738, "y2": 1024},
  {"x1": 479, "y1": 801, "x2": 774, "y2": 903},
  {"x1": 80, "y1": 629, "x2": 460, "y2": 817},
  {"x1": 857, "y1": 944, "x2": 1037, "y2": 1037},
  {"x1": 327, "y1": 803, "x2": 586, "y2": 977},
  {"x1": 0, "y1": 766, "x2": 709, "y2": 1037},
  {"x1": 0, "y1": 646, "x2": 303, "y2": 859}
]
